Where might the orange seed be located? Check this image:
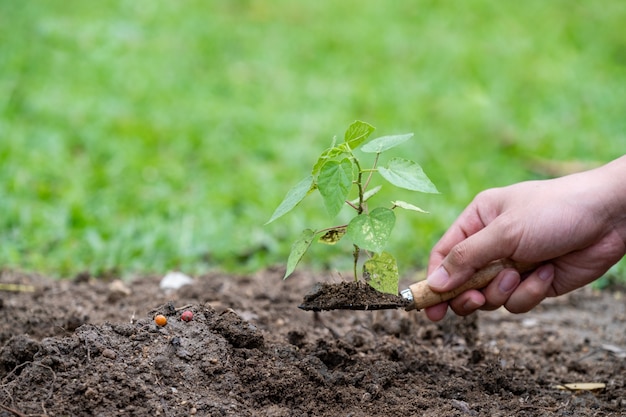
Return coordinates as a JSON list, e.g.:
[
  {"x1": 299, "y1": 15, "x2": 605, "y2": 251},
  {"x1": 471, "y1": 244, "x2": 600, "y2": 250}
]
[{"x1": 154, "y1": 314, "x2": 167, "y2": 326}]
